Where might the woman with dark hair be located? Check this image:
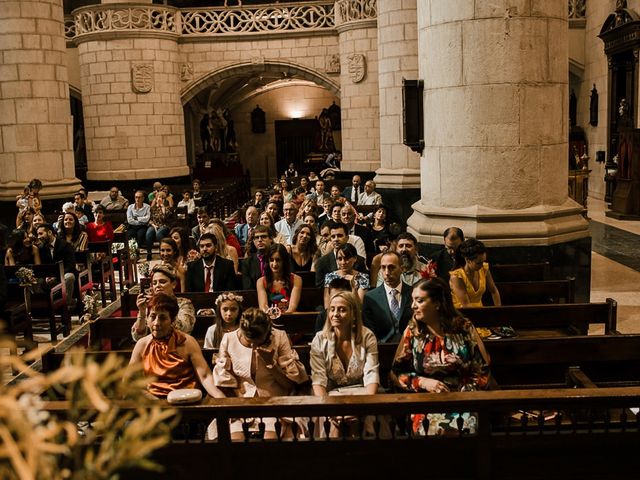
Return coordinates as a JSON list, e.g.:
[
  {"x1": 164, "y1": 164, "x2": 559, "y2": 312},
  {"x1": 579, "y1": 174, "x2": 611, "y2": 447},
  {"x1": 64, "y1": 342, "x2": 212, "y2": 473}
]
[
  {"x1": 280, "y1": 178, "x2": 293, "y2": 202},
  {"x1": 368, "y1": 204, "x2": 390, "y2": 251},
  {"x1": 169, "y1": 226, "x2": 191, "y2": 264},
  {"x1": 323, "y1": 243, "x2": 369, "y2": 307},
  {"x1": 203, "y1": 291, "x2": 243, "y2": 350},
  {"x1": 287, "y1": 224, "x2": 318, "y2": 272},
  {"x1": 257, "y1": 243, "x2": 302, "y2": 314},
  {"x1": 390, "y1": 277, "x2": 491, "y2": 435},
  {"x1": 57, "y1": 211, "x2": 88, "y2": 251},
  {"x1": 212, "y1": 307, "x2": 309, "y2": 439},
  {"x1": 299, "y1": 176, "x2": 311, "y2": 194},
  {"x1": 159, "y1": 237, "x2": 186, "y2": 292},
  {"x1": 266, "y1": 200, "x2": 281, "y2": 222},
  {"x1": 129, "y1": 292, "x2": 221, "y2": 399},
  {"x1": 16, "y1": 206, "x2": 36, "y2": 232},
  {"x1": 85, "y1": 205, "x2": 114, "y2": 243},
  {"x1": 5, "y1": 229, "x2": 41, "y2": 266},
  {"x1": 449, "y1": 238, "x2": 501, "y2": 308},
  {"x1": 259, "y1": 210, "x2": 286, "y2": 245}
]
